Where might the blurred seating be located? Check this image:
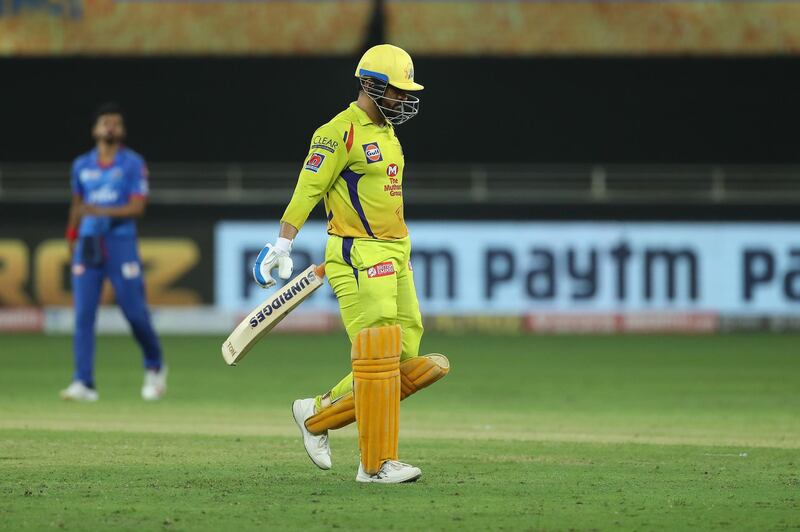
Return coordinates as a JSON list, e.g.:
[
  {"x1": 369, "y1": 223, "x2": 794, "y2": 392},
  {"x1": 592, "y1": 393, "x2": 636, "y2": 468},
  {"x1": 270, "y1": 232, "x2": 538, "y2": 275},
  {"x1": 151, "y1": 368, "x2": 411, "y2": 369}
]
[{"x1": 1, "y1": 162, "x2": 799, "y2": 205}]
